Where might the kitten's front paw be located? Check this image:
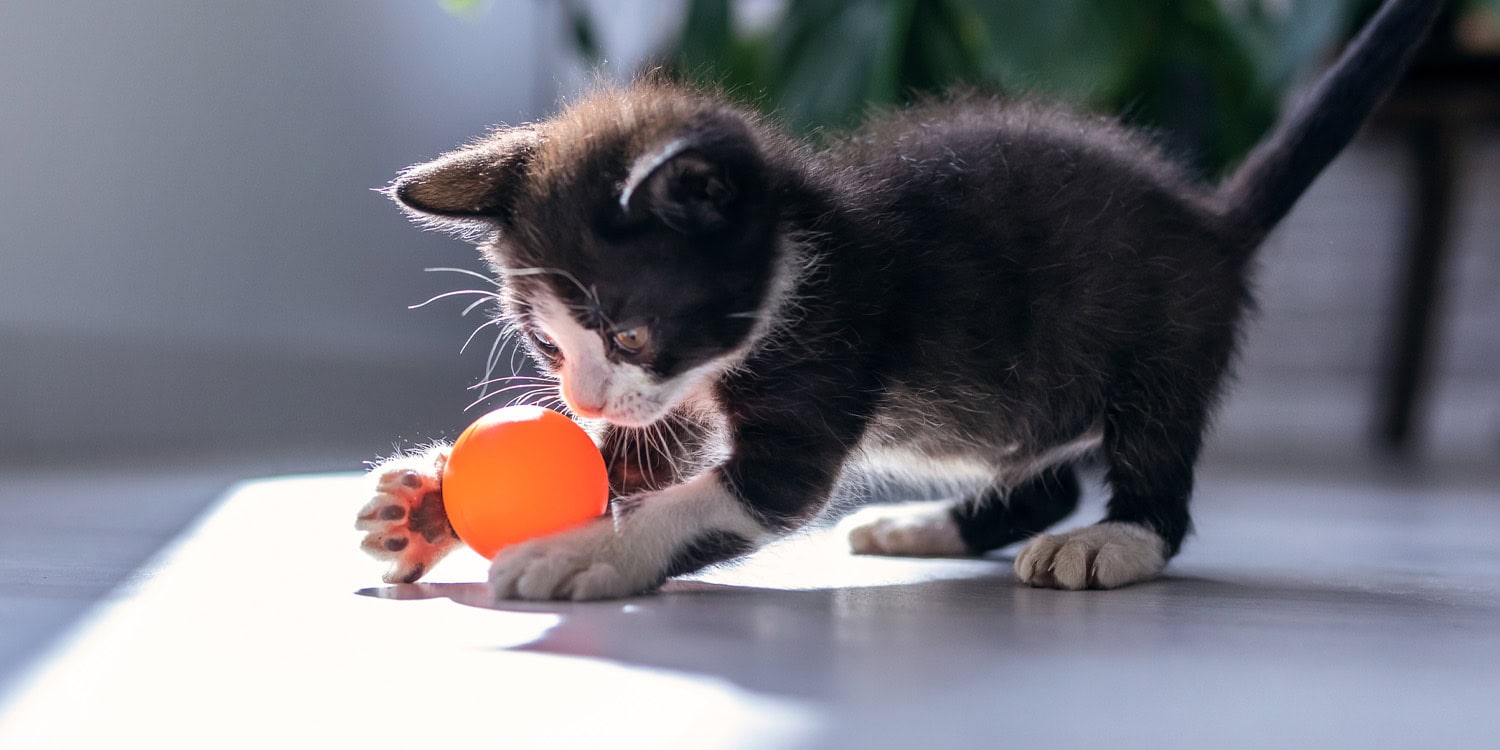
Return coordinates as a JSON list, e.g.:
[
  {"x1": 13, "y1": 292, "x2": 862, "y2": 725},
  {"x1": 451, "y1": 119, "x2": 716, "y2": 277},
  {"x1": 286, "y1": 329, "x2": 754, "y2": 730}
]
[
  {"x1": 488, "y1": 520, "x2": 655, "y2": 601},
  {"x1": 355, "y1": 447, "x2": 460, "y2": 584},
  {"x1": 840, "y1": 501, "x2": 969, "y2": 557},
  {"x1": 1014, "y1": 521, "x2": 1166, "y2": 590}
]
